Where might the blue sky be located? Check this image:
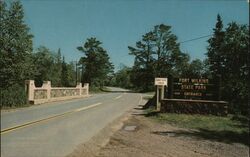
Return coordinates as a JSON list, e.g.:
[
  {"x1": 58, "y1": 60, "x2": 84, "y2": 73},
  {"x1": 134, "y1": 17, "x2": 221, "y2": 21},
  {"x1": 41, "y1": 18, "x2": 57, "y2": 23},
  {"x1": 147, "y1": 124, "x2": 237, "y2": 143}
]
[{"x1": 18, "y1": 0, "x2": 249, "y2": 71}]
